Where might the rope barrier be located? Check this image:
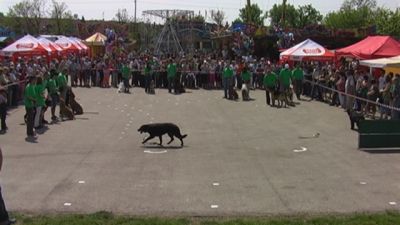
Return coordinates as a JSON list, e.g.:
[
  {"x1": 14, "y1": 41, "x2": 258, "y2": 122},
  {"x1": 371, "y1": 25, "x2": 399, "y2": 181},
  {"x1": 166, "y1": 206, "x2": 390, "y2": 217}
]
[{"x1": 303, "y1": 79, "x2": 400, "y2": 112}]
